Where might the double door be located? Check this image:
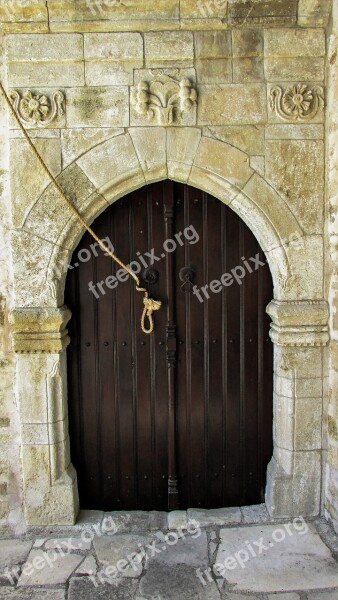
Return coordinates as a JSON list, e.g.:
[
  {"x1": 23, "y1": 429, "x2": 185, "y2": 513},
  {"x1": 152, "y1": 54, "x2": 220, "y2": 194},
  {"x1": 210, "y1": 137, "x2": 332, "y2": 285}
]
[{"x1": 66, "y1": 181, "x2": 273, "y2": 511}]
